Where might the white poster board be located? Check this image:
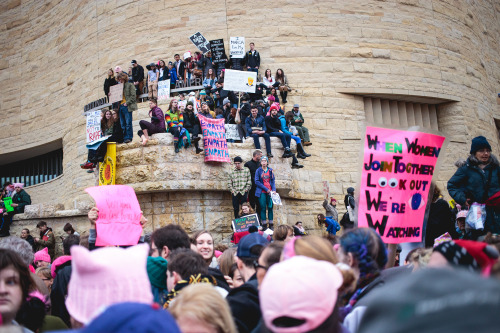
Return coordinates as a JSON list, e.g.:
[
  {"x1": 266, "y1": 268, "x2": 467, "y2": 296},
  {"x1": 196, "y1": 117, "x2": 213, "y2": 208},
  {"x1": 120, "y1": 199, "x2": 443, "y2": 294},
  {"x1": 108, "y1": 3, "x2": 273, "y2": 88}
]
[
  {"x1": 109, "y1": 83, "x2": 123, "y2": 104},
  {"x1": 224, "y1": 69, "x2": 257, "y2": 93},
  {"x1": 158, "y1": 81, "x2": 171, "y2": 104},
  {"x1": 86, "y1": 110, "x2": 102, "y2": 143},
  {"x1": 230, "y1": 37, "x2": 245, "y2": 58},
  {"x1": 225, "y1": 124, "x2": 240, "y2": 140}
]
